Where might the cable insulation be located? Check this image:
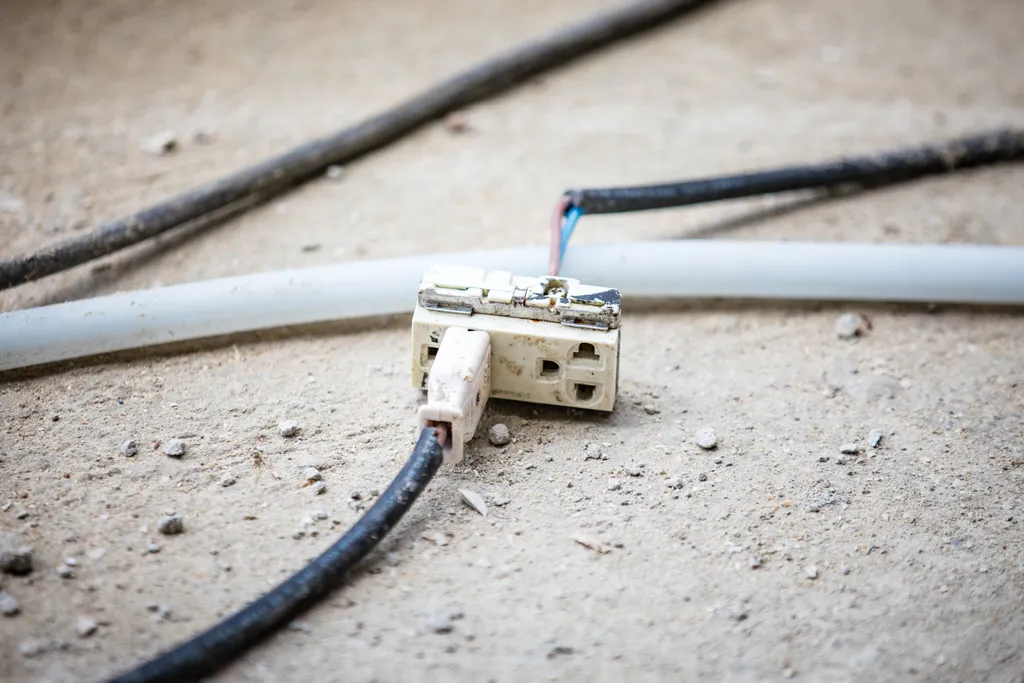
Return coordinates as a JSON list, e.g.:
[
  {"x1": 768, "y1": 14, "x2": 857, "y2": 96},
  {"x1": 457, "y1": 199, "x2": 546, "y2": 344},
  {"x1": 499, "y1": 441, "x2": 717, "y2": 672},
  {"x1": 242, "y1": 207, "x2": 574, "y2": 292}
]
[
  {"x1": 103, "y1": 427, "x2": 446, "y2": 683},
  {"x1": 0, "y1": 0, "x2": 717, "y2": 291},
  {"x1": 564, "y1": 128, "x2": 1024, "y2": 214}
]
